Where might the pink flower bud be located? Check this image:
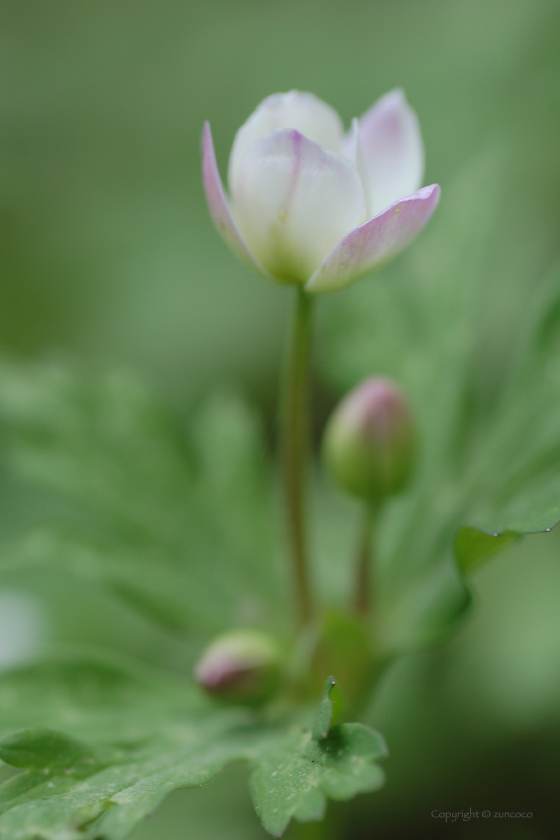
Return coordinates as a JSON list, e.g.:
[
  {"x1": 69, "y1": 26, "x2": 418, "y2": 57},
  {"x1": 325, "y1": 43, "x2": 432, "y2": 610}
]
[
  {"x1": 323, "y1": 377, "x2": 416, "y2": 503},
  {"x1": 194, "y1": 629, "x2": 283, "y2": 706}
]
